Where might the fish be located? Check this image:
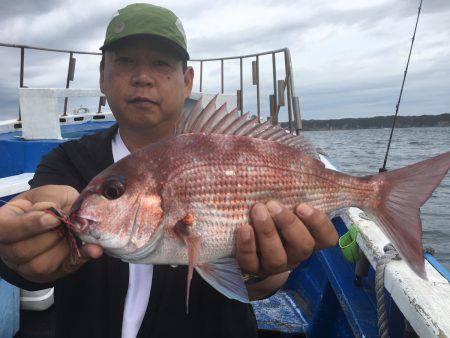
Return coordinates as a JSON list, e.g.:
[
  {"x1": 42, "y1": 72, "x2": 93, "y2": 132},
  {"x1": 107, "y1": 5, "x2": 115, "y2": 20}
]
[{"x1": 68, "y1": 96, "x2": 450, "y2": 306}]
